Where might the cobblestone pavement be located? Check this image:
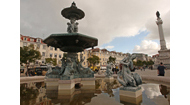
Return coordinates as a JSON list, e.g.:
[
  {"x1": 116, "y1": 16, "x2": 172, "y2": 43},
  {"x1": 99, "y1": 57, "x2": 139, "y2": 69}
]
[{"x1": 133, "y1": 69, "x2": 170, "y2": 77}]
